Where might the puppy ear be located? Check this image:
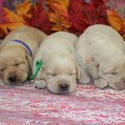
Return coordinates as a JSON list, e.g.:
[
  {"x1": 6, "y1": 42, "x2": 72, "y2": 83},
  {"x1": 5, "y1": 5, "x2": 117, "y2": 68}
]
[
  {"x1": 25, "y1": 54, "x2": 33, "y2": 68},
  {"x1": 0, "y1": 40, "x2": 4, "y2": 49},
  {"x1": 86, "y1": 60, "x2": 99, "y2": 79},
  {"x1": 0, "y1": 39, "x2": 3, "y2": 46},
  {"x1": 76, "y1": 65, "x2": 81, "y2": 79}
]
